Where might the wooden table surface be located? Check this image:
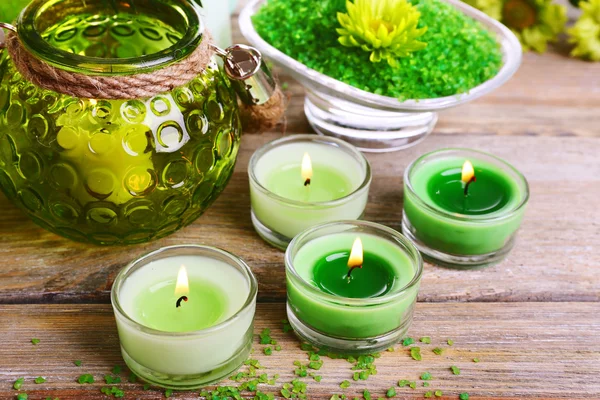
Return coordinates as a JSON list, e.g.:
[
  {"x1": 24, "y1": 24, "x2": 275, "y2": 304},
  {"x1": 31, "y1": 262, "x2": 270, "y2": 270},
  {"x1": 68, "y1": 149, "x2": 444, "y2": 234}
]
[{"x1": 1, "y1": 3, "x2": 600, "y2": 399}]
